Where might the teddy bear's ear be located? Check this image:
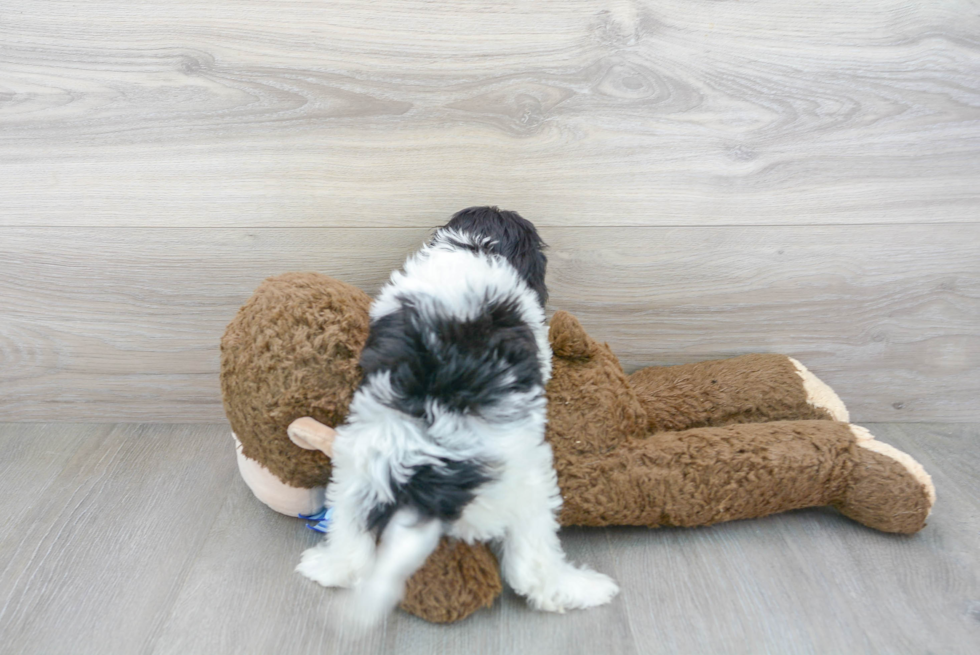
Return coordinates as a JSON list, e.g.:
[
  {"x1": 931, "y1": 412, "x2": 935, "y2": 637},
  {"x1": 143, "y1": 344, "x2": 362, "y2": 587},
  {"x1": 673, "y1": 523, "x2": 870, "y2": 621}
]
[
  {"x1": 287, "y1": 417, "x2": 337, "y2": 456},
  {"x1": 549, "y1": 310, "x2": 598, "y2": 360}
]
